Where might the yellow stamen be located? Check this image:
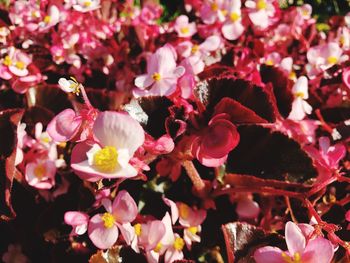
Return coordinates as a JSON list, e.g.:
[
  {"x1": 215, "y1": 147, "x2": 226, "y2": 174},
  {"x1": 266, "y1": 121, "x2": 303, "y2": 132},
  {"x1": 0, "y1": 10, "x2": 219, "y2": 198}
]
[
  {"x1": 191, "y1": 44, "x2": 199, "y2": 54},
  {"x1": 281, "y1": 252, "x2": 302, "y2": 263},
  {"x1": 69, "y1": 76, "x2": 81, "y2": 95},
  {"x1": 230, "y1": 12, "x2": 240, "y2": 22},
  {"x1": 154, "y1": 242, "x2": 162, "y2": 253},
  {"x1": 188, "y1": 226, "x2": 198, "y2": 235},
  {"x1": 265, "y1": 59, "x2": 274, "y2": 66},
  {"x1": 34, "y1": 164, "x2": 46, "y2": 179},
  {"x1": 152, "y1": 72, "x2": 161, "y2": 81},
  {"x1": 134, "y1": 223, "x2": 142, "y2": 236},
  {"x1": 173, "y1": 237, "x2": 185, "y2": 251},
  {"x1": 289, "y1": 71, "x2": 296, "y2": 80},
  {"x1": 211, "y1": 2, "x2": 218, "y2": 11},
  {"x1": 295, "y1": 91, "x2": 305, "y2": 98},
  {"x1": 84, "y1": 1, "x2": 92, "y2": 7},
  {"x1": 101, "y1": 212, "x2": 115, "y2": 229},
  {"x1": 180, "y1": 27, "x2": 190, "y2": 35},
  {"x1": 15, "y1": 61, "x2": 25, "y2": 70},
  {"x1": 93, "y1": 146, "x2": 119, "y2": 173},
  {"x1": 327, "y1": 56, "x2": 338, "y2": 65},
  {"x1": 3, "y1": 55, "x2": 12, "y2": 66},
  {"x1": 257, "y1": 0, "x2": 267, "y2": 10},
  {"x1": 44, "y1": 15, "x2": 51, "y2": 24}
]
